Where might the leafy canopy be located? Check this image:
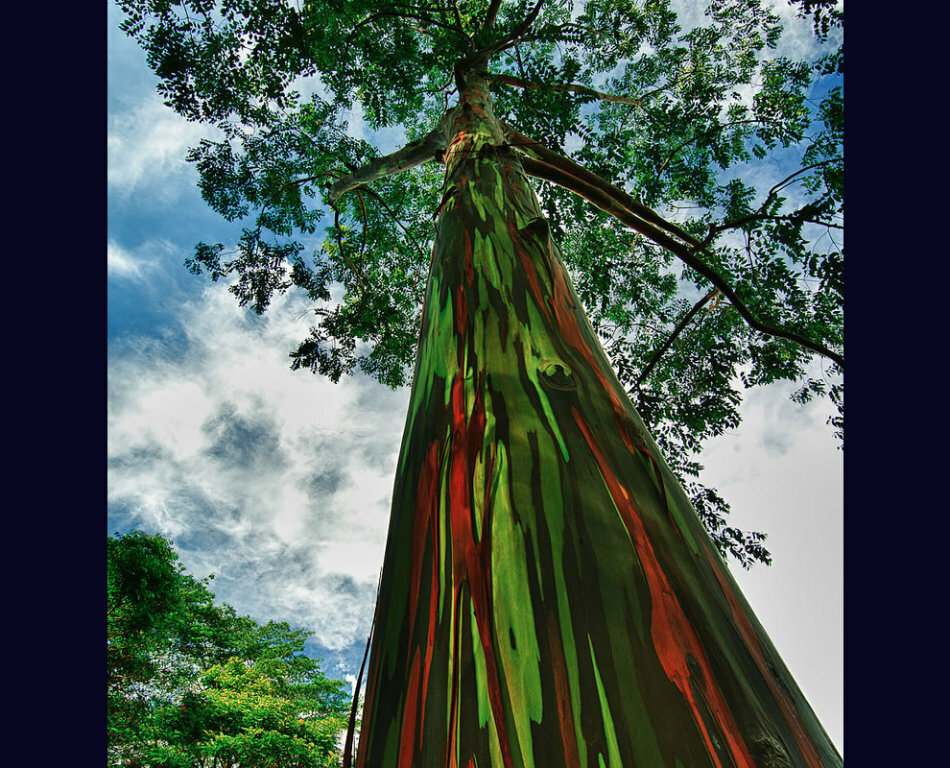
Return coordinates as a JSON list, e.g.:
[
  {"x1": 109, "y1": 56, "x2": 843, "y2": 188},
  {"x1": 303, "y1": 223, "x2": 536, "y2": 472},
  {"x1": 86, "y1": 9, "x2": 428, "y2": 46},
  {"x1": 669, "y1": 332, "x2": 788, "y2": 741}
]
[{"x1": 117, "y1": 0, "x2": 843, "y2": 567}]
